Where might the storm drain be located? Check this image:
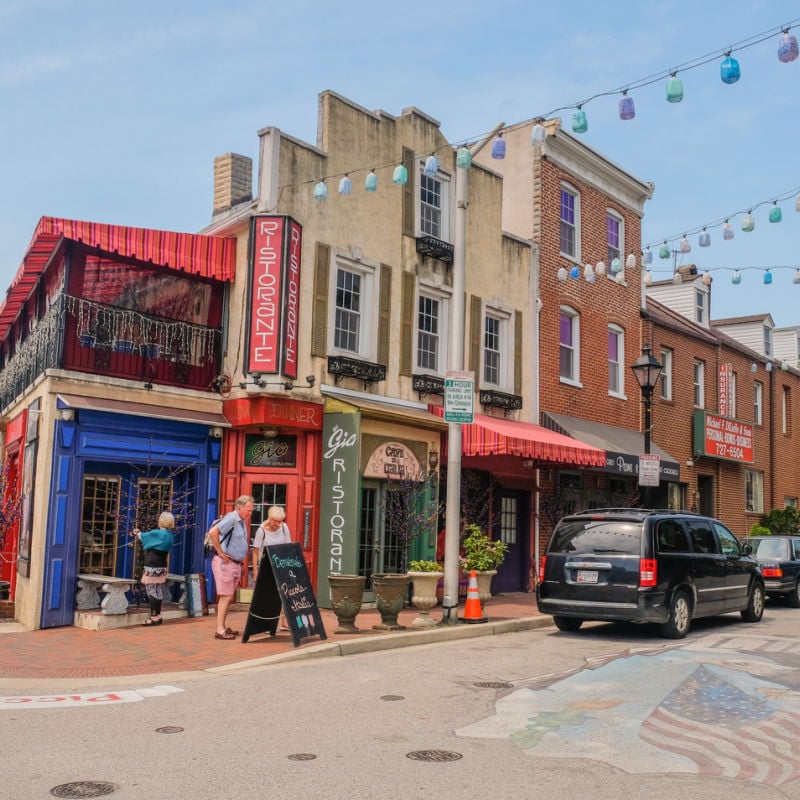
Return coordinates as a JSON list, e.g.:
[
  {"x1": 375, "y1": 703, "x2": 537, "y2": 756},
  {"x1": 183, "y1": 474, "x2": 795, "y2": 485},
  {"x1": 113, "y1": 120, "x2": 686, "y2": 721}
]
[
  {"x1": 288, "y1": 753, "x2": 317, "y2": 761},
  {"x1": 407, "y1": 750, "x2": 463, "y2": 762},
  {"x1": 474, "y1": 681, "x2": 513, "y2": 689},
  {"x1": 380, "y1": 694, "x2": 405, "y2": 701},
  {"x1": 155, "y1": 726, "x2": 184, "y2": 734},
  {"x1": 50, "y1": 782, "x2": 117, "y2": 798}
]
